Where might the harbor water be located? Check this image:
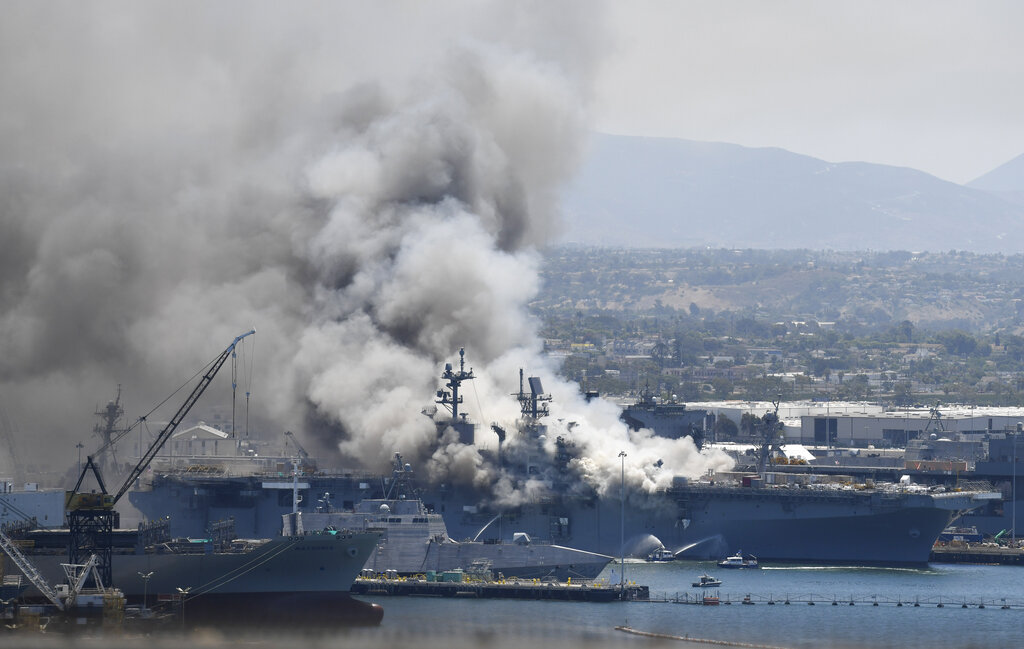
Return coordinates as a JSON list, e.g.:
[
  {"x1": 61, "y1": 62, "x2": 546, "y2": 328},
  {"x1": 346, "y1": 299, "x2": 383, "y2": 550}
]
[{"x1": 363, "y1": 559, "x2": 1024, "y2": 649}]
